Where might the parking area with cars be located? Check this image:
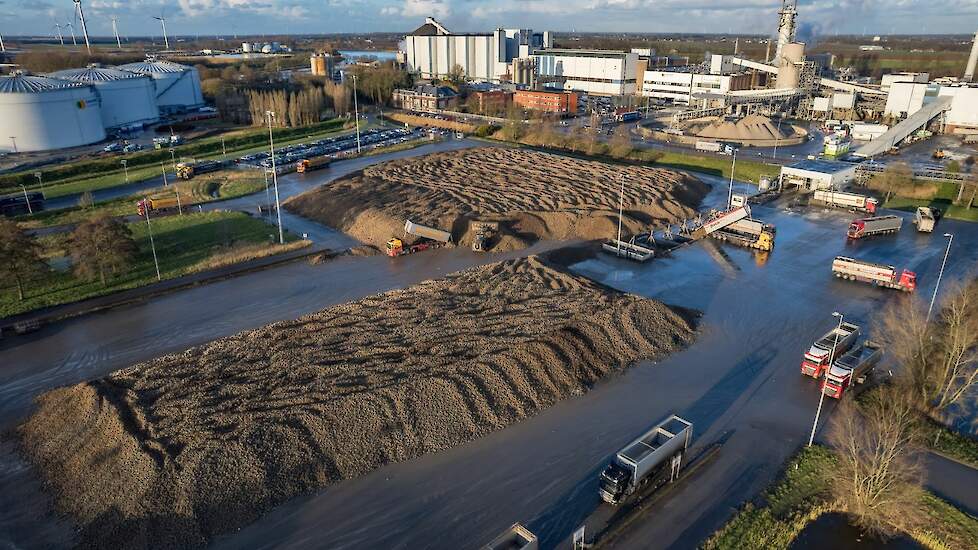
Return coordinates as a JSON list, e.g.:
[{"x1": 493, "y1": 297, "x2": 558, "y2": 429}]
[{"x1": 236, "y1": 127, "x2": 423, "y2": 169}]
